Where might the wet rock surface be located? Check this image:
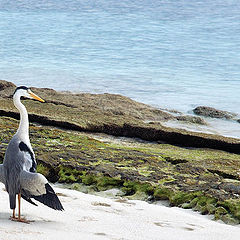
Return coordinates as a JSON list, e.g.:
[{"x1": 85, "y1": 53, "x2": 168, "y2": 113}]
[
  {"x1": 176, "y1": 115, "x2": 208, "y2": 125},
  {"x1": 193, "y1": 106, "x2": 238, "y2": 120}
]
